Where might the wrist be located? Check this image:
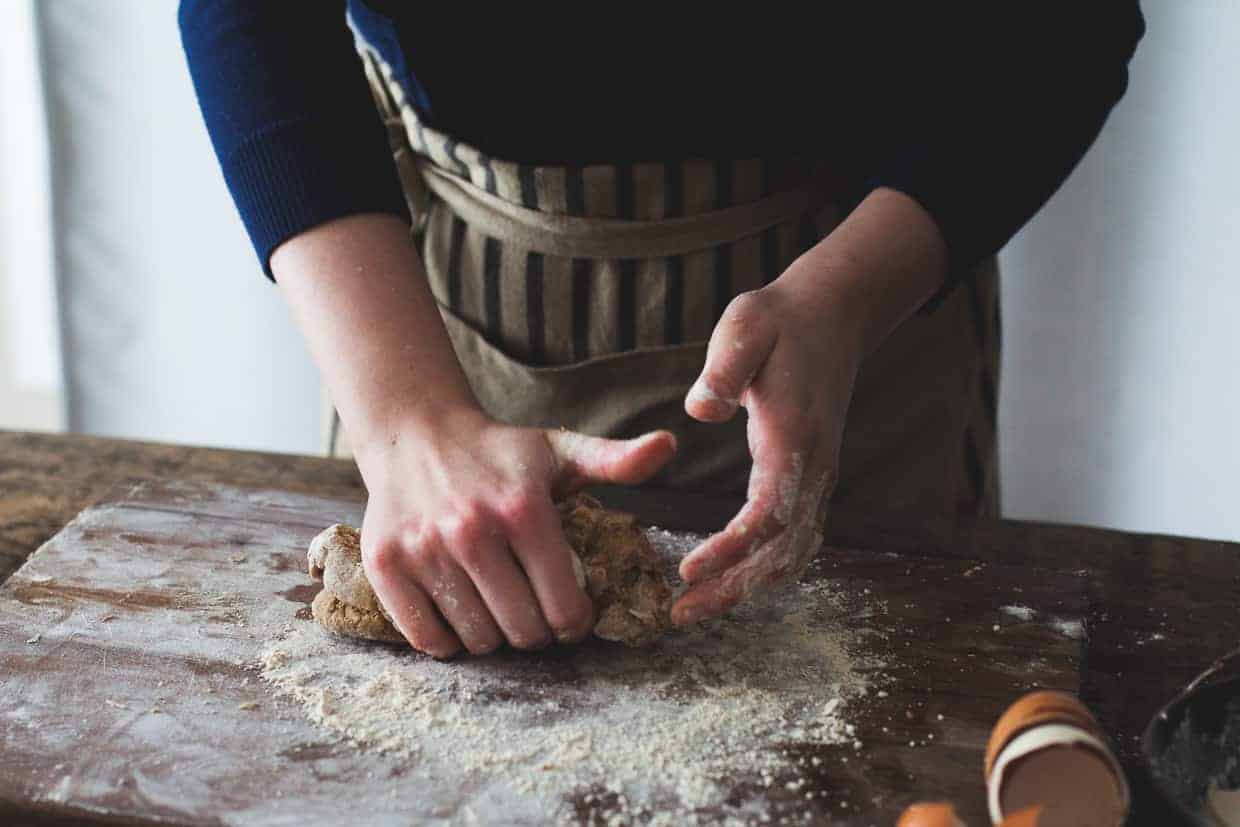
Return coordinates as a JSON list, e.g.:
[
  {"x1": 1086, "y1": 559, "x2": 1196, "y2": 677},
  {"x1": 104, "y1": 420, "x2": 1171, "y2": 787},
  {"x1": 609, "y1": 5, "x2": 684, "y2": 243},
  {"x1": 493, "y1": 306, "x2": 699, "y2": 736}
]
[
  {"x1": 350, "y1": 399, "x2": 491, "y2": 480},
  {"x1": 780, "y1": 187, "x2": 947, "y2": 356}
]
